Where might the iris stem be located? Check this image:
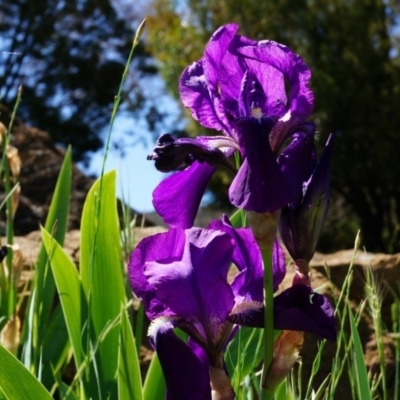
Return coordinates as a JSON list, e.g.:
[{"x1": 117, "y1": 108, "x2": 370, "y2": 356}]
[{"x1": 260, "y1": 246, "x2": 275, "y2": 400}]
